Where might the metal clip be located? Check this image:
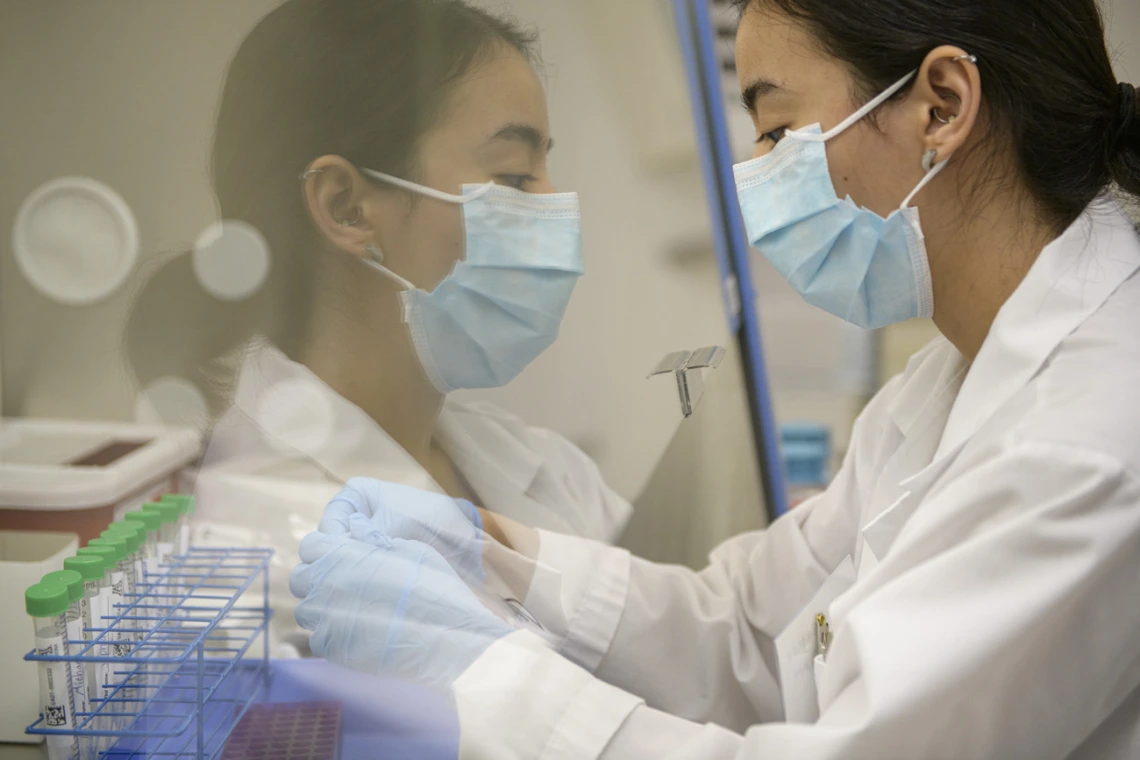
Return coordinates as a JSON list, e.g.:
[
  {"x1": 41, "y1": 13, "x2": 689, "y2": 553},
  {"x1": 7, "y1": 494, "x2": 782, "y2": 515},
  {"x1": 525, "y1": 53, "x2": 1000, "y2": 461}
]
[
  {"x1": 815, "y1": 613, "x2": 832, "y2": 657},
  {"x1": 647, "y1": 346, "x2": 726, "y2": 418}
]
